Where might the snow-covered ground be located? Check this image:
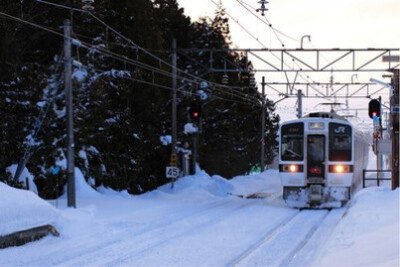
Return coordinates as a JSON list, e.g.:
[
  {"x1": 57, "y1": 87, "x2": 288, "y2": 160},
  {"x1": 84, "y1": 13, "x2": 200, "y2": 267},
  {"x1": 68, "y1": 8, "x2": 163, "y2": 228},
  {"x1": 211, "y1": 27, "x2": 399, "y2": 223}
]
[{"x1": 0, "y1": 166, "x2": 398, "y2": 266}]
